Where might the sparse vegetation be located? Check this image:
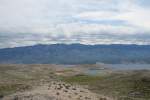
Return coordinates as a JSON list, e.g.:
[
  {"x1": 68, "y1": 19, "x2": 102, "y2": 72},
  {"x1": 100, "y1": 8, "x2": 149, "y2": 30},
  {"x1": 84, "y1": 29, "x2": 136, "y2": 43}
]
[
  {"x1": 62, "y1": 70, "x2": 150, "y2": 100},
  {"x1": 0, "y1": 64, "x2": 56, "y2": 96},
  {"x1": 0, "y1": 64, "x2": 150, "y2": 100},
  {"x1": 61, "y1": 74, "x2": 102, "y2": 85}
]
